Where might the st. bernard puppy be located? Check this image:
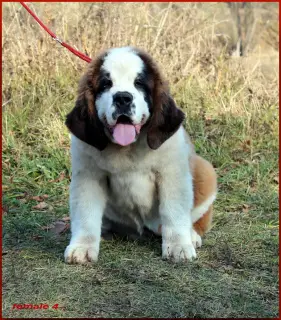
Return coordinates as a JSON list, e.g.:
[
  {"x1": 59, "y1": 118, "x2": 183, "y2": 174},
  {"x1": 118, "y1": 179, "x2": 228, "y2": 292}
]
[{"x1": 64, "y1": 46, "x2": 217, "y2": 264}]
